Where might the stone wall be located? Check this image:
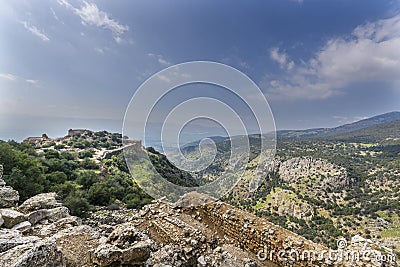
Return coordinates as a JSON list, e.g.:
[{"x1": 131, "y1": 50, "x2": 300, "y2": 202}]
[
  {"x1": 188, "y1": 201, "x2": 333, "y2": 266},
  {"x1": 67, "y1": 129, "x2": 87, "y2": 137}
]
